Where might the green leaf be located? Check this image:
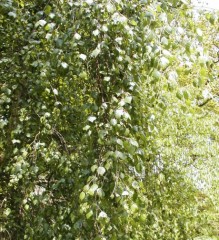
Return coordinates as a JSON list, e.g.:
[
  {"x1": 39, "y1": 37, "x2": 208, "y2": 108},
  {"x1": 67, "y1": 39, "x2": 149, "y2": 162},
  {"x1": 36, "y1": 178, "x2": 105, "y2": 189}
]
[
  {"x1": 115, "y1": 151, "x2": 126, "y2": 160},
  {"x1": 124, "y1": 96, "x2": 132, "y2": 104},
  {"x1": 88, "y1": 116, "x2": 96, "y2": 122},
  {"x1": 115, "y1": 109, "x2": 124, "y2": 119},
  {"x1": 79, "y1": 71, "x2": 88, "y2": 79},
  {"x1": 130, "y1": 203, "x2": 138, "y2": 212},
  {"x1": 97, "y1": 167, "x2": 106, "y2": 176},
  {"x1": 83, "y1": 125, "x2": 90, "y2": 131},
  {"x1": 110, "y1": 118, "x2": 117, "y2": 126},
  {"x1": 96, "y1": 188, "x2": 104, "y2": 197},
  {"x1": 4, "y1": 208, "x2": 11, "y2": 217},
  {"x1": 104, "y1": 76, "x2": 110, "y2": 82},
  {"x1": 8, "y1": 12, "x2": 17, "y2": 18},
  {"x1": 116, "y1": 139, "x2": 123, "y2": 146},
  {"x1": 74, "y1": 33, "x2": 81, "y2": 40},
  {"x1": 98, "y1": 211, "x2": 107, "y2": 218},
  {"x1": 86, "y1": 210, "x2": 93, "y2": 219},
  {"x1": 176, "y1": 91, "x2": 183, "y2": 100},
  {"x1": 130, "y1": 139, "x2": 139, "y2": 148},
  {"x1": 93, "y1": 29, "x2": 100, "y2": 36},
  {"x1": 183, "y1": 90, "x2": 190, "y2": 100},
  {"x1": 91, "y1": 165, "x2": 98, "y2": 172},
  {"x1": 196, "y1": 28, "x2": 203, "y2": 37},
  {"x1": 79, "y1": 192, "x2": 86, "y2": 201},
  {"x1": 45, "y1": 23, "x2": 56, "y2": 31},
  {"x1": 35, "y1": 20, "x2": 47, "y2": 27},
  {"x1": 85, "y1": 0, "x2": 93, "y2": 5},
  {"x1": 53, "y1": 89, "x2": 58, "y2": 95},
  {"x1": 91, "y1": 45, "x2": 101, "y2": 58},
  {"x1": 61, "y1": 62, "x2": 68, "y2": 69},
  {"x1": 130, "y1": 20, "x2": 137, "y2": 26},
  {"x1": 106, "y1": 3, "x2": 115, "y2": 13},
  {"x1": 79, "y1": 54, "x2": 87, "y2": 61},
  {"x1": 152, "y1": 70, "x2": 161, "y2": 81},
  {"x1": 44, "y1": 5, "x2": 52, "y2": 15},
  {"x1": 88, "y1": 184, "x2": 98, "y2": 196}
]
